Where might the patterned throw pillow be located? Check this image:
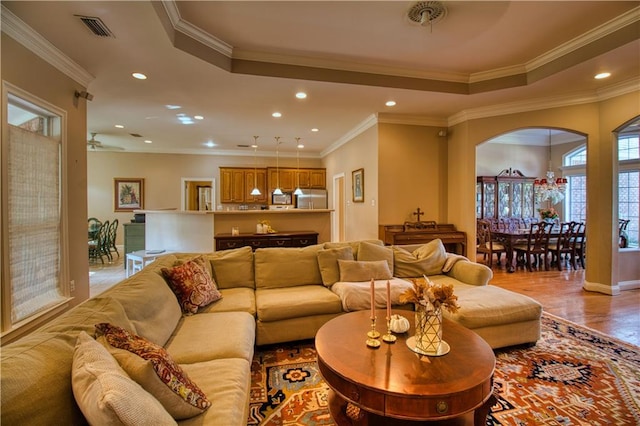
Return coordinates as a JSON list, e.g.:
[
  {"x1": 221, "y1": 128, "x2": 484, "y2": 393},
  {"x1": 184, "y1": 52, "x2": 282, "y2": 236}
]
[
  {"x1": 161, "y1": 256, "x2": 222, "y2": 314},
  {"x1": 95, "y1": 323, "x2": 211, "y2": 419}
]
